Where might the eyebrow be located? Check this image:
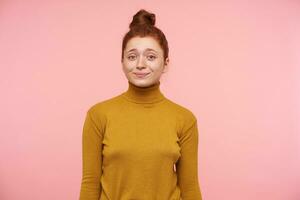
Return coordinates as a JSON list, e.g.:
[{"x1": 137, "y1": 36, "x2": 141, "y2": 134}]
[{"x1": 126, "y1": 48, "x2": 157, "y2": 53}]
